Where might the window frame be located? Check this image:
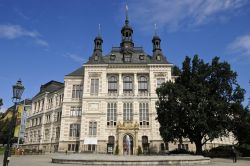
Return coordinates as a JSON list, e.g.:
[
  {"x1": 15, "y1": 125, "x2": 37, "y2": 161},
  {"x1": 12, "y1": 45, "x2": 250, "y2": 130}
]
[
  {"x1": 90, "y1": 78, "x2": 99, "y2": 95},
  {"x1": 123, "y1": 103, "x2": 133, "y2": 122},
  {"x1": 107, "y1": 103, "x2": 117, "y2": 127},
  {"x1": 123, "y1": 76, "x2": 133, "y2": 92}
]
